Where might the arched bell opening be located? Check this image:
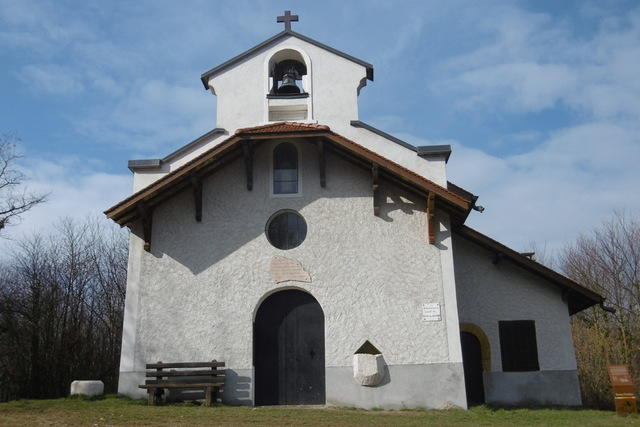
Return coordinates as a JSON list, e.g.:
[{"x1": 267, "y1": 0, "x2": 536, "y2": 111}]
[{"x1": 268, "y1": 49, "x2": 308, "y2": 96}]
